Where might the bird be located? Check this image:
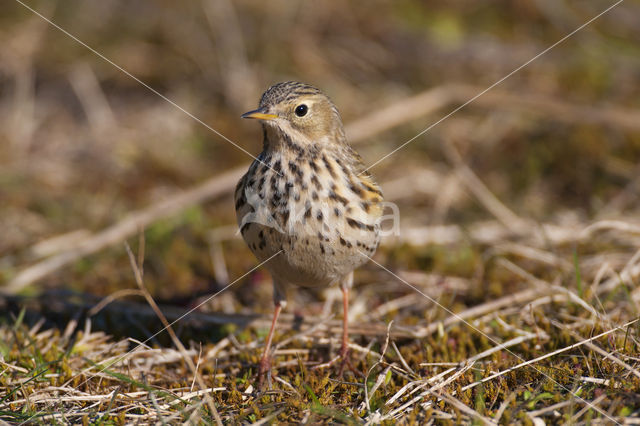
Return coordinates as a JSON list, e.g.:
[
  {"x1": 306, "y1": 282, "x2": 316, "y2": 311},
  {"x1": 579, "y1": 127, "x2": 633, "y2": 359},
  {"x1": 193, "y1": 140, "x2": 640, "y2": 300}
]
[{"x1": 234, "y1": 81, "x2": 383, "y2": 386}]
